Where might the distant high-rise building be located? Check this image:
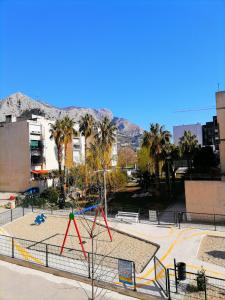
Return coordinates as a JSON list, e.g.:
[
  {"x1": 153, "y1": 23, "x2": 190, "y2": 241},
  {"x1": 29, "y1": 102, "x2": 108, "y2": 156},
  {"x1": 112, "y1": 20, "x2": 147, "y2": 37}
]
[
  {"x1": 173, "y1": 123, "x2": 202, "y2": 145},
  {"x1": 202, "y1": 116, "x2": 219, "y2": 151}
]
